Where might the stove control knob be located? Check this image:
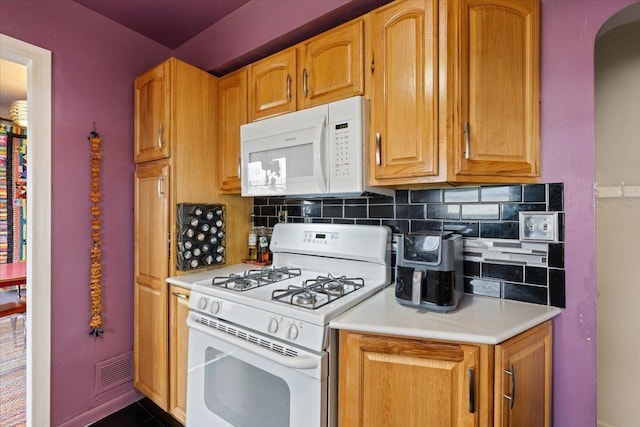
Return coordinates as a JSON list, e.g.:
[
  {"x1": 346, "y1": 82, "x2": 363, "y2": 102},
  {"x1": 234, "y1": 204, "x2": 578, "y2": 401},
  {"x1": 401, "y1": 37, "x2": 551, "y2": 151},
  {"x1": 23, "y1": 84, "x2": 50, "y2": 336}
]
[
  {"x1": 209, "y1": 300, "x2": 220, "y2": 314},
  {"x1": 268, "y1": 317, "x2": 279, "y2": 334},
  {"x1": 197, "y1": 297, "x2": 208, "y2": 311},
  {"x1": 287, "y1": 323, "x2": 299, "y2": 340}
]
